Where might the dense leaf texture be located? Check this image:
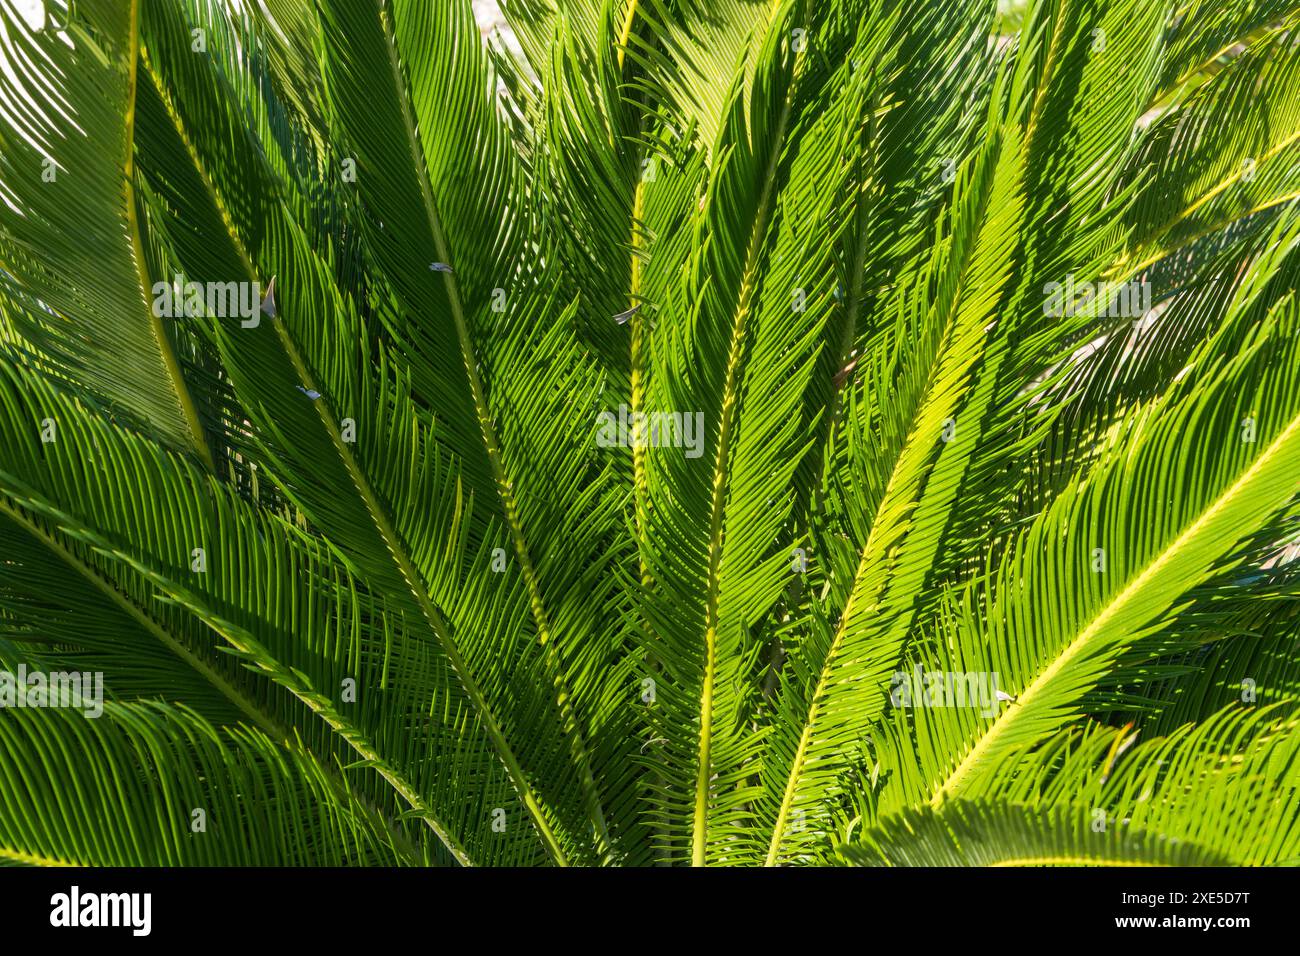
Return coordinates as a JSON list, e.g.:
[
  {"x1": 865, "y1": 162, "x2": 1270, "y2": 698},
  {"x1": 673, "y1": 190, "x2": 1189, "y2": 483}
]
[{"x1": 0, "y1": 0, "x2": 1296, "y2": 866}]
